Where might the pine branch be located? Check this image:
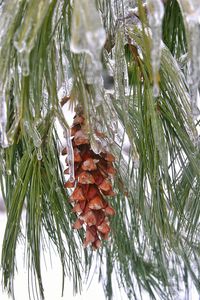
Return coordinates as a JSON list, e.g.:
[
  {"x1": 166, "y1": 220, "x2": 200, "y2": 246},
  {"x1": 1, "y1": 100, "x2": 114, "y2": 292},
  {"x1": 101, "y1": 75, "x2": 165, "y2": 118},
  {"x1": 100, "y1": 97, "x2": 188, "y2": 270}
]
[{"x1": 0, "y1": 1, "x2": 199, "y2": 300}]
